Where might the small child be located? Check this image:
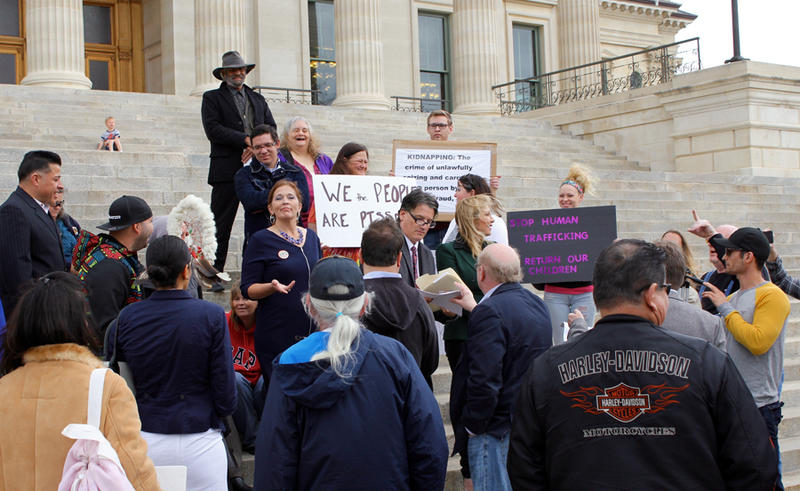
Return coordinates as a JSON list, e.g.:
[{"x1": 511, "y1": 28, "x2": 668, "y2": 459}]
[{"x1": 97, "y1": 116, "x2": 122, "y2": 151}]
